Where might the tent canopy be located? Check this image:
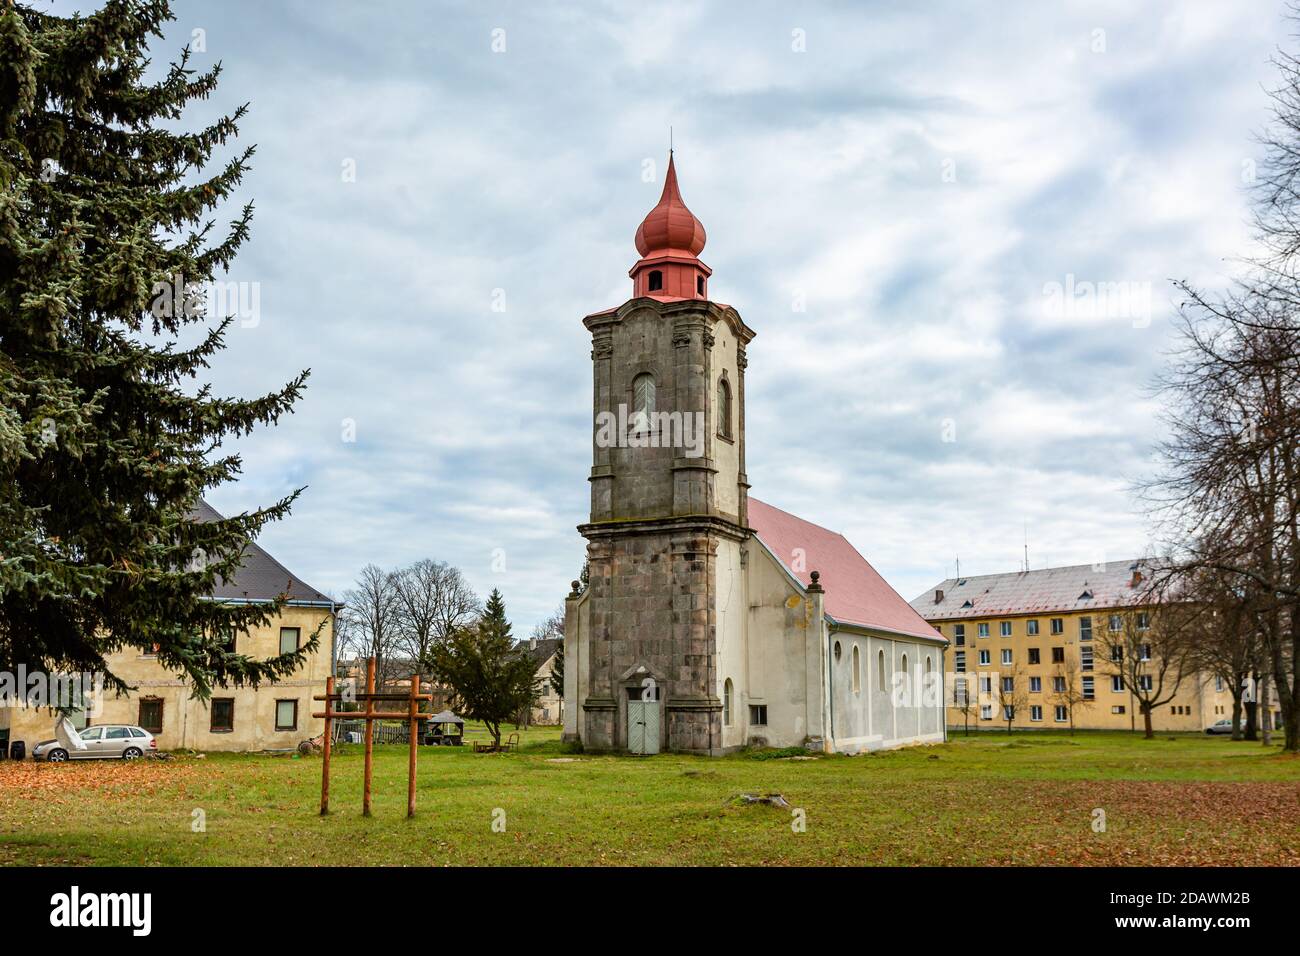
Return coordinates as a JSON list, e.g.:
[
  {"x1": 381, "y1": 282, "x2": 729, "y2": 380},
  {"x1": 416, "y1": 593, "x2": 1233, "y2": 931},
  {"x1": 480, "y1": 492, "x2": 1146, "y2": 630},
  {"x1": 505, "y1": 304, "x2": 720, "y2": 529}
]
[{"x1": 427, "y1": 710, "x2": 464, "y2": 725}]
